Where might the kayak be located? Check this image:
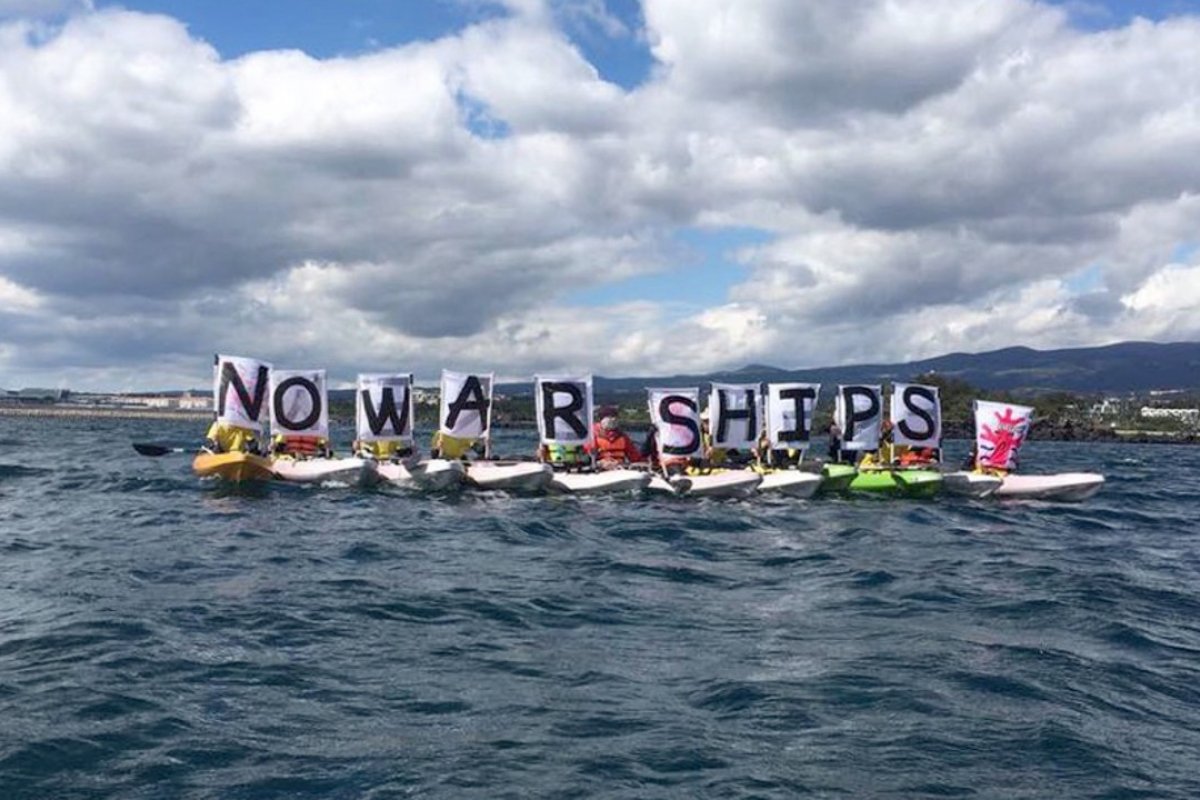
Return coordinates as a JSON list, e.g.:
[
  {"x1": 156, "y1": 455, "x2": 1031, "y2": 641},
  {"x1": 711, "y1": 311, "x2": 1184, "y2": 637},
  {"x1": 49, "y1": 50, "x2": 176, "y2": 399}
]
[
  {"x1": 374, "y1": 458, "x2": 465, "y2": 491},
  {"x1": 819, "y1": 463, "x2": 858, "y2": 494},
  {"x1": 993, "y1": 473, "x2": 1105, "y2": 501},
  {"x1": 192, "y1": 451, "x2": 274, "y2": 483},
  {"x1": 646, "y1": 474, "x2": 693, "y2": 496},
  {"x1": 849, "y1": 468, "x2": 943, "y2": 497},
  {"x1": 271, "y1": 456, "x2": 377, "y2": 487},
  {"x1": 941, "y1": 471, "x2": 1003, "y2": 498},
  {"x1": 465, "y1": 461, "x2": 554, "y2": 492},
  {"x1": 755, "y1": 469, "x2": 822, "y2": 498},
  {"x1": 550, "y1": 469, "x2": 652, "y2": 494},
  {"x1": 686, "y1": 470, "x2": 762, "y2": 498}
]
